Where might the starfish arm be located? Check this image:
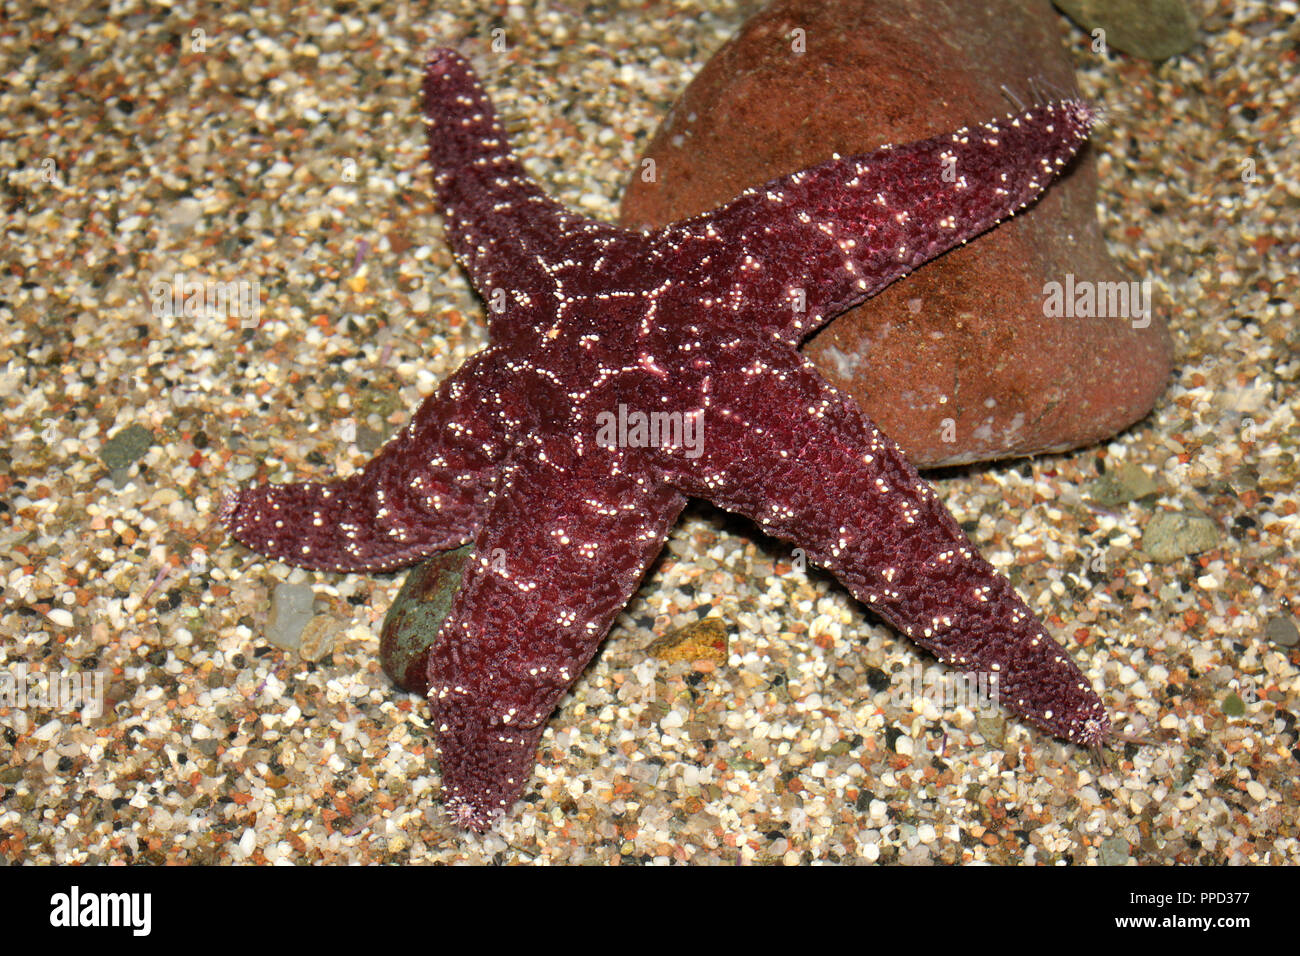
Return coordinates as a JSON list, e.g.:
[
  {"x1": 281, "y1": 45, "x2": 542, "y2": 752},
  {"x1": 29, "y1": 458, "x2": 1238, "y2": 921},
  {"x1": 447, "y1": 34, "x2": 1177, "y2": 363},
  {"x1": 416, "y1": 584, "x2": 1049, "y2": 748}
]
[
  {"x1": 667, "y1": 101, "x2": 1094, "y2": 345},
  {"x1": 423, "y1": 49, "x2": 617, "y2": 303},
  {"x1": 657, "y1": 345, "x2": 1109, "y2": 747},
  {"x1": 222, "y1": 350, "x2": 513, "y2": 572},
  {"x1": 425, "y1": 443, "x2": 686, "y2": 830}
]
